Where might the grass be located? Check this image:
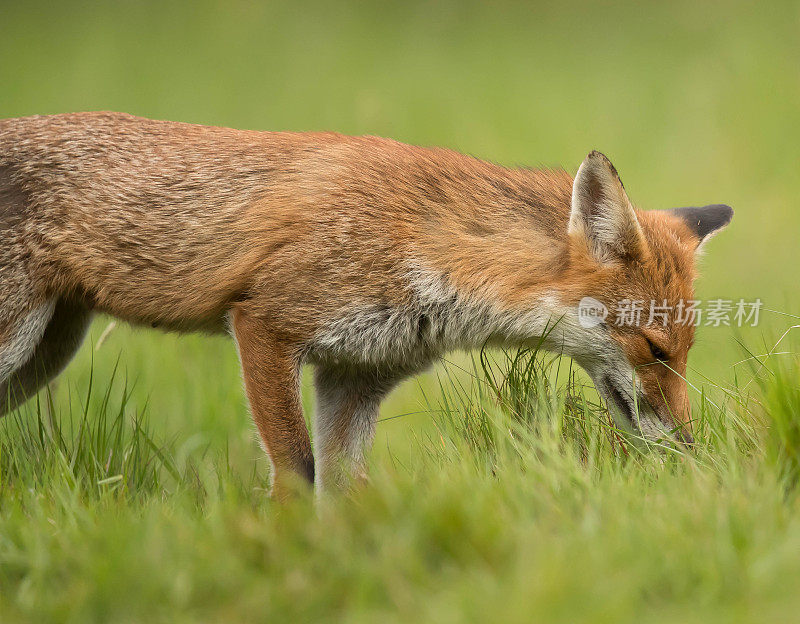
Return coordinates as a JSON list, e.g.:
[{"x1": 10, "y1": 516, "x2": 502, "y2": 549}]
[
  {"x1": 1, "y1": 0, "x2": 800, "y2": 621},
  {"x1": 1, "y1": 334, "x2": 799, "y2": 622}
]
